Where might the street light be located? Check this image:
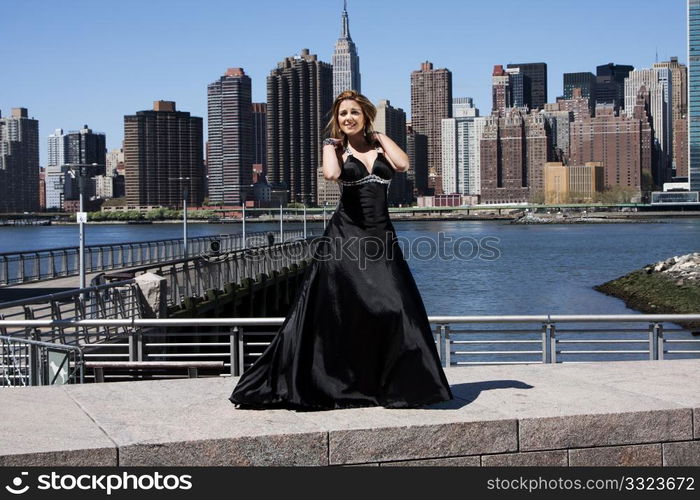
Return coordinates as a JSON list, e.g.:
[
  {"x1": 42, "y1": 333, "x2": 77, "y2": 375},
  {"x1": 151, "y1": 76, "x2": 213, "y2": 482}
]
[
  {"x1": 302, "y1": 196, "x2": 307, "y2": 239},
  {"x1": 241, "y1": 183, "x2": 254, "y2": 249},
  {"x1": 241, "y1": 192, "x2": 246, "y2": 250},
  {"x1": 66, "y1": 163, "x2": 96, "y2": 290},
  {"x1": 295, "y1": 191, "x2": 307, "y2": 239},
  {"x1": 279, "y1": 196, "x2": 284, "y2": 243},
  {"x1": 169, "y1": 177, "x2": 191, "y2": 259}
]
